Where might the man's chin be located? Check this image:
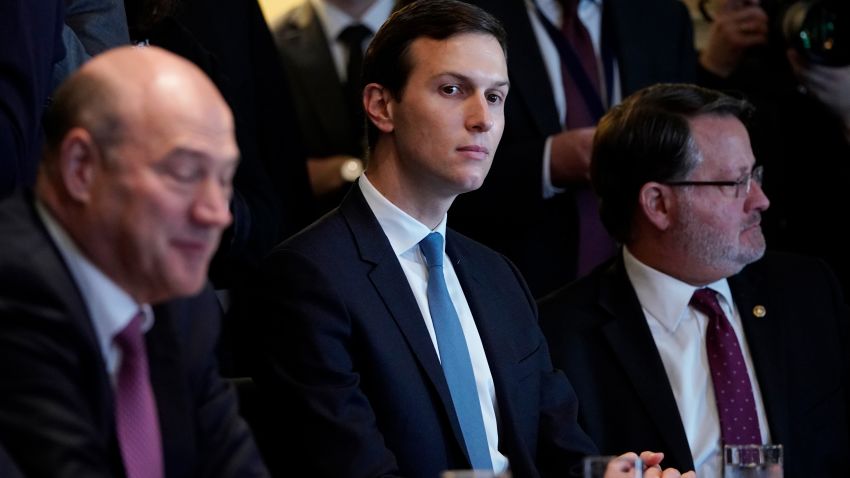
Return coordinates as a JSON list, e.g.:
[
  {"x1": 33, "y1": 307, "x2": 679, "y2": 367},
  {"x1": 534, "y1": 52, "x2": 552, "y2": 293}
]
[{"x1": 158, "y1": 271, "x2": 208, "y2": 302}]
